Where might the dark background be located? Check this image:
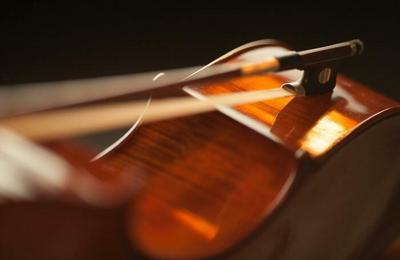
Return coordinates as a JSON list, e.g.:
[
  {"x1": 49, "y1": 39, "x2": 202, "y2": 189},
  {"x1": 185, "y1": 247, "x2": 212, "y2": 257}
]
[{"x1": 1, "y1": 2, "x2": 399, "y2": 100}]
